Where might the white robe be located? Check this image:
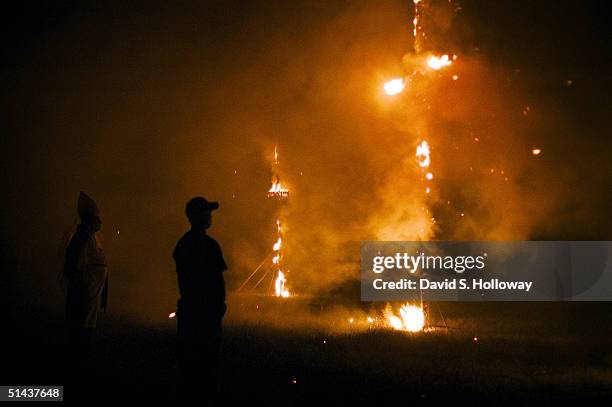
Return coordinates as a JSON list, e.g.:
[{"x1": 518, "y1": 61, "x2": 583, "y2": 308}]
[{"x1": 74, "y1": 233, "x2": 108, "y2": 327}]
